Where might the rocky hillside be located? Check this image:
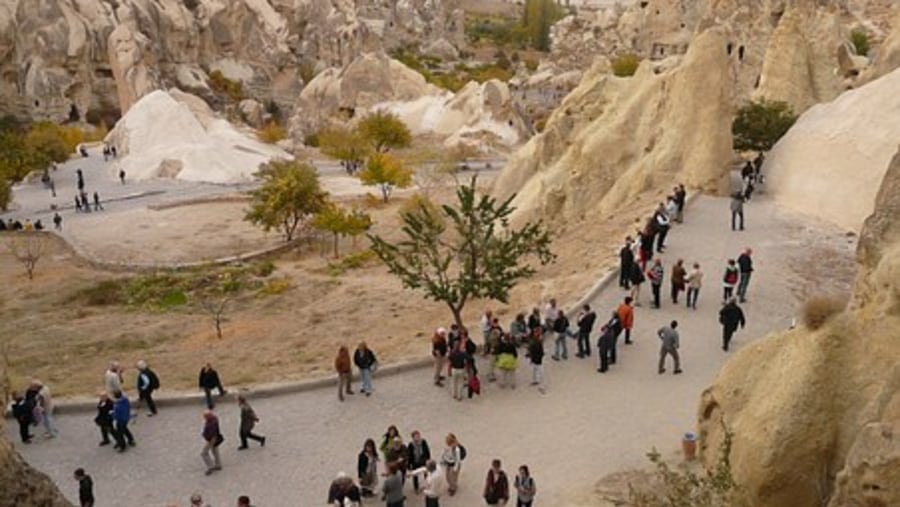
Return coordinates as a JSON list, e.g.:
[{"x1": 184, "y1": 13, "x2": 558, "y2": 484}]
[
  {"x1": 0, "y1": 423, "x2": 72, "y2": 507},
  {"x1": 697, "y1": 146, "x2": 900, "y2": 507}
]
